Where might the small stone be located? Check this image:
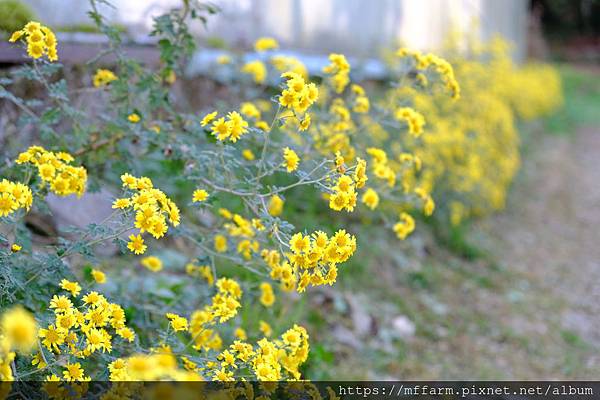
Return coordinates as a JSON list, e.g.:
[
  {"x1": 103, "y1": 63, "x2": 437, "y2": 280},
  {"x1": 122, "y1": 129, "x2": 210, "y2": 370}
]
[{"x1": 391, "y1": 315, "x2": 416, "y2": 339}]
